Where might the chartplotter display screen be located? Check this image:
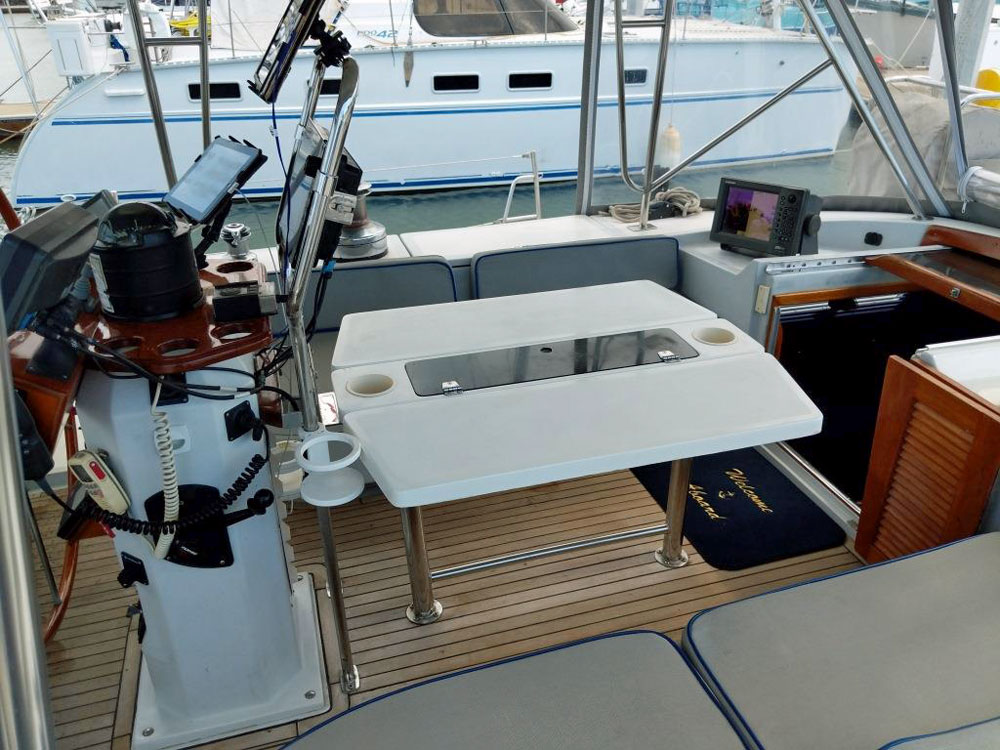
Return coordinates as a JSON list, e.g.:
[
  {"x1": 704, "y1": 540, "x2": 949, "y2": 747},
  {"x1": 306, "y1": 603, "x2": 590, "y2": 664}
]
[
  {"x1": 719, "y1": 185, "x2": 779, "y2": 242},
  {"x1": 709, "y1": 177, "x2": 817, "y2": 257}
]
